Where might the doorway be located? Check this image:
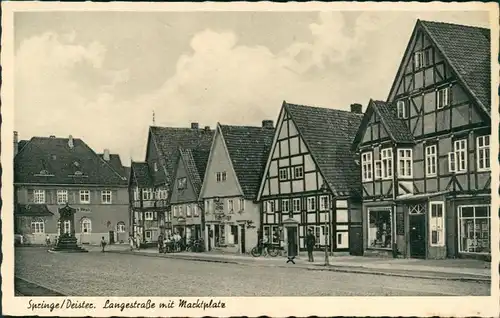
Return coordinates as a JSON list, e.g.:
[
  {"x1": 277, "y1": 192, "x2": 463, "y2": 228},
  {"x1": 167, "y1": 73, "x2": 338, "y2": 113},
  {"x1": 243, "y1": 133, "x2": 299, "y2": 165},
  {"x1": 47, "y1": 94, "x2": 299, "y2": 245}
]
[
  {"x1": 108, "y1": 230, "x2": 115, "y2": 244},
  {"x1": 240, "y1": 226, "x2": 246, "y2": 254},
  {"x1": 409, "y1": 214, "x2": 426, "y2": 258},
  {"x1": 286, "y1": 226, "x2": 298, "y2": 256}
]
